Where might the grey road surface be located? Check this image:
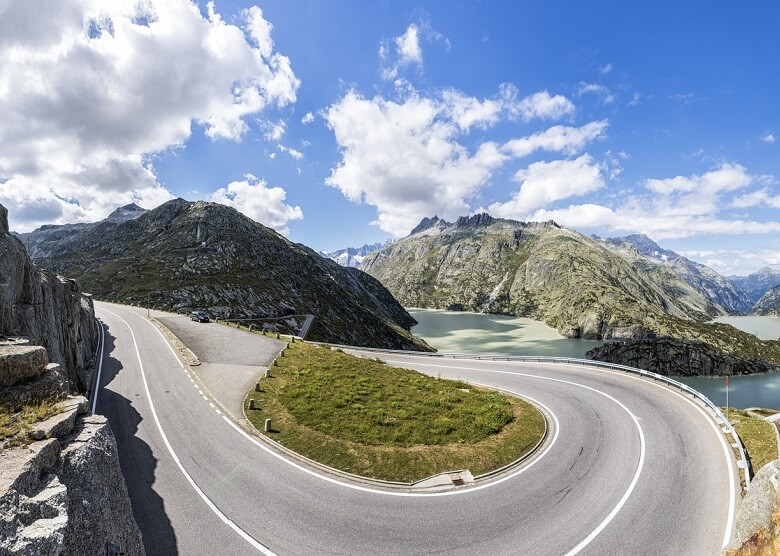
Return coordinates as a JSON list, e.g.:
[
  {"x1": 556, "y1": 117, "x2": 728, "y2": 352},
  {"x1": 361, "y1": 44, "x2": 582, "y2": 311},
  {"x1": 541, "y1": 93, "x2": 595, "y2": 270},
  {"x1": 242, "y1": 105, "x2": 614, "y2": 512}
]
[{"x1": 94, "y1": 301, "x2": 738, "y2": 556}]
